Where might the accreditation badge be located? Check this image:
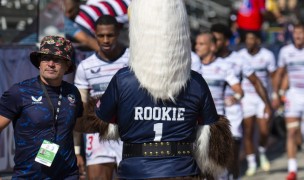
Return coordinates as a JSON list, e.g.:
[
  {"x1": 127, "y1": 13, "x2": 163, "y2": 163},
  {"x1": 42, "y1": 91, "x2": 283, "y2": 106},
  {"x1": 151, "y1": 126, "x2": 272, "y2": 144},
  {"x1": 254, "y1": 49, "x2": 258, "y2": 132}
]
[{"x1": 35, "y1": 140, "x2": 59, "y2": 167}]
